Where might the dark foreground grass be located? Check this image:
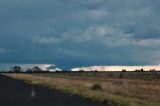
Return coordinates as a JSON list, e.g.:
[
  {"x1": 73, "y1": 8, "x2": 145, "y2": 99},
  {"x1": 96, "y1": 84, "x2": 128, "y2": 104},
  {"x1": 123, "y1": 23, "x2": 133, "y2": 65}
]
[{"x1": 6, "y1": 73, "x2": 160, "y2": 106}]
